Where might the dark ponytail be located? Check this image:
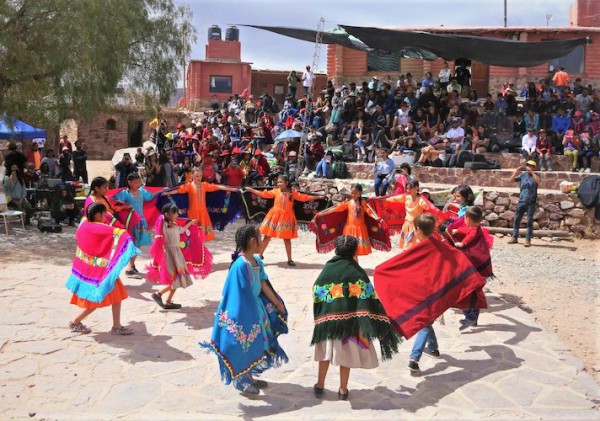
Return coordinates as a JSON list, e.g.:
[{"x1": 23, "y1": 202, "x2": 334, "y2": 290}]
[{"x1": 230, "y1": 225, "x2": 260, "y2": 268}]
